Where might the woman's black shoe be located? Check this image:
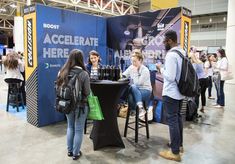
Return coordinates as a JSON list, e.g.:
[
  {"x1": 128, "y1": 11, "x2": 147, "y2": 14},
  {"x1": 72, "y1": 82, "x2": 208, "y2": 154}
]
[
  {"x1": 72, "y1": 151, "x2": 82, "y2": 160},
  {"x1": 67, "y1": 152, "x2": 73, "y2": 157}
]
